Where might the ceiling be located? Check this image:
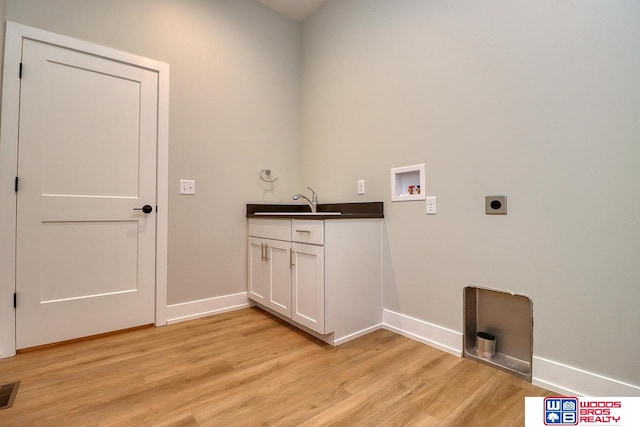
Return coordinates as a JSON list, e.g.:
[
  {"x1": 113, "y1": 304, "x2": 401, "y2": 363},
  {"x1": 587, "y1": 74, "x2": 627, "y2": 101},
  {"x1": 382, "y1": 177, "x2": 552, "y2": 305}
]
[{"x1": 255, "y1": 0, "x2": 327, "y2": 22}]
